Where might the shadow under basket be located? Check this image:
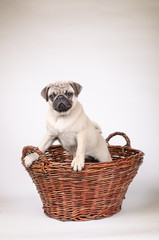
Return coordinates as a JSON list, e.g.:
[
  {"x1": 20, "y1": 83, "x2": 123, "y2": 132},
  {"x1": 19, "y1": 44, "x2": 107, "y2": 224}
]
[{"x1": 22, "y1": 132, "x2": 144, "y2": 221}]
